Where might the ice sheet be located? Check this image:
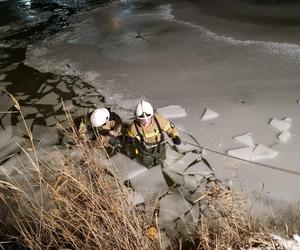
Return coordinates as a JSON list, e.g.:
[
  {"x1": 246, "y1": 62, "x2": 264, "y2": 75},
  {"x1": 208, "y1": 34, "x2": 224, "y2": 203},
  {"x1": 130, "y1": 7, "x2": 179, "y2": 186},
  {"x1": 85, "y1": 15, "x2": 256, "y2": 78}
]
[
  {"x1": 251, "y1": 144, "x2": 278, "y2": 161},
  {"x1": 201, "y1": 108, "x2": 219, "y2": 121},
  {"x1": 270, "y1": 118, "x2": 291, "y2": 132},
  {"x1": 157, "y1": 105, "x2": 187, "y2": 119},
  {"x1": 227, "y1": 147, "x2": 253, "y2": 161},
  {"x1": 233, "y1": 132, "x2": 255, "y2": 148}
]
